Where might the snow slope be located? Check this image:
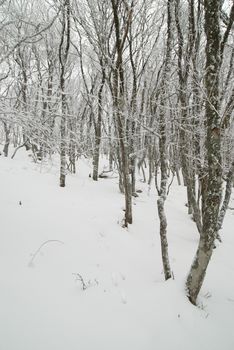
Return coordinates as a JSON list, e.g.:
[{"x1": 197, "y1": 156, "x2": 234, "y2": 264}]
[{"x1": 0, "y1": 150, "x2": 234, "y2": 350}]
